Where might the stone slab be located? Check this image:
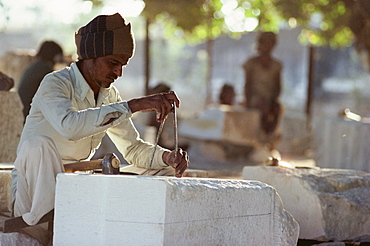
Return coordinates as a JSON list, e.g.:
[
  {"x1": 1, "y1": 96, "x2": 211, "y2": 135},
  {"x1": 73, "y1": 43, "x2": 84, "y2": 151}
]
[
  {"x1": 0, "y1": 168, "x2": 13, "y2": 213},
  {"x1": 0, "y1": 231, "x2": 42, "y2": 246},
  {"x1": 54, "y1": 173, "x2": 299, "y2": 245},
  {"x1": 312, "y1": 116, "x2": 370, "y2": 172},
  {"x1": 243, "y1": 166, "x2": 370, "y2": 242},
  {"x1": 178, "y1": 106, "x2": 261, "y2": 146},
  {"x1": 0, "y1": 91, "x2": 23, "y2": 163}
]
